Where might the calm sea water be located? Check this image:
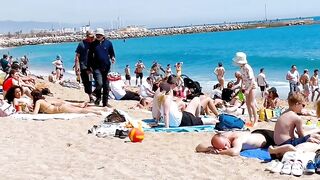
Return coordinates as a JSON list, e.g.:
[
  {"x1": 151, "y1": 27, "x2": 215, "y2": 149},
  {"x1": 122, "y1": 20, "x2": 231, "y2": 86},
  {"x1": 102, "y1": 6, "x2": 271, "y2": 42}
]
[{"x1": 2, "y1": 24, "x2": 320, "y2": 98}]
